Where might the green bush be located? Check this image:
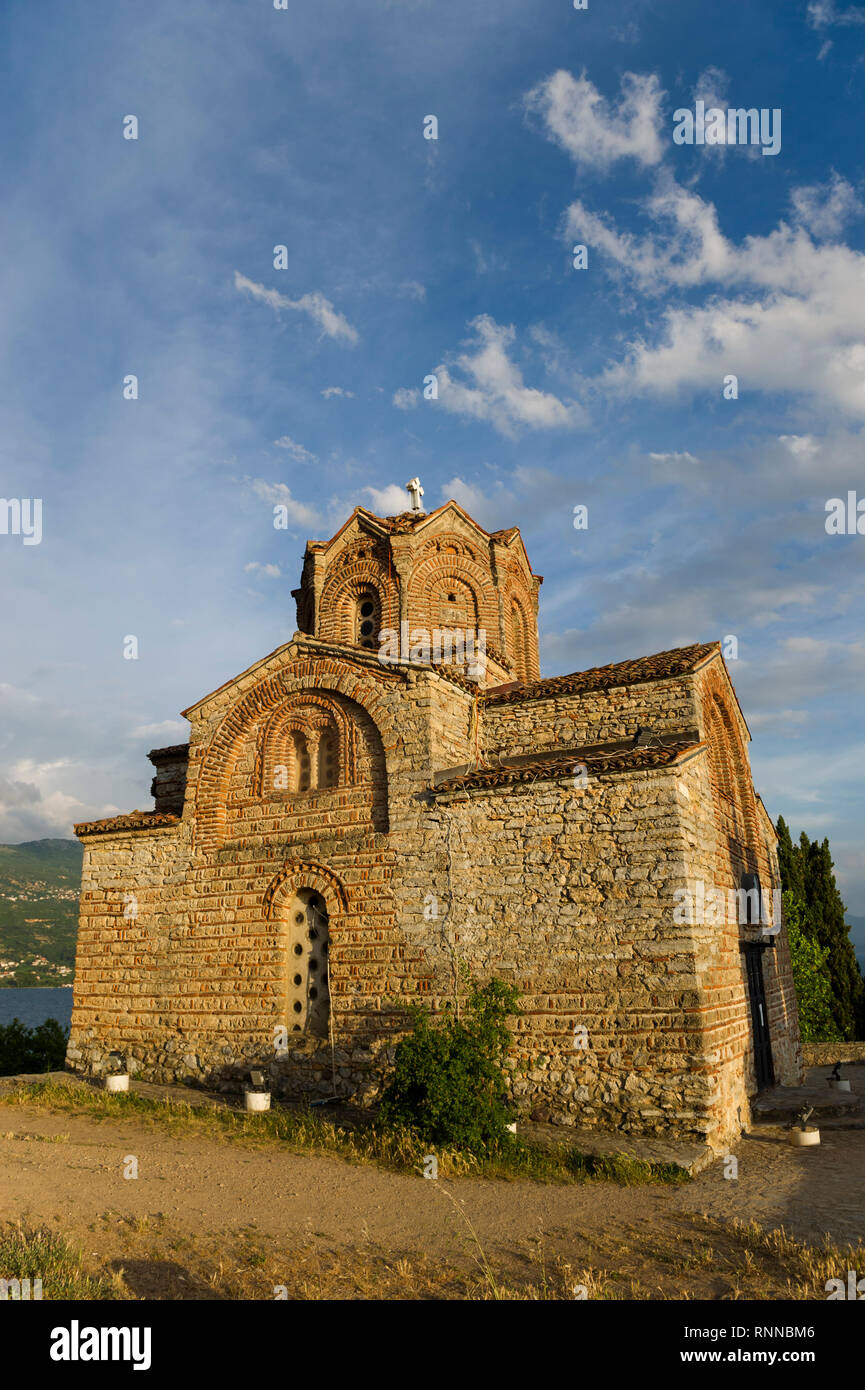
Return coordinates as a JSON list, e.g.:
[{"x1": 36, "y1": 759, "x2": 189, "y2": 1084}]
[
  {"x1": 0, "y1": 1018, "x2": 69, "y2": 1076},
  {"x1": 380, "y1": 975, "x2": 521, "y2": 1152}
]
